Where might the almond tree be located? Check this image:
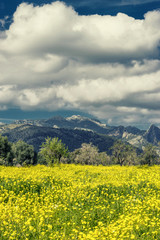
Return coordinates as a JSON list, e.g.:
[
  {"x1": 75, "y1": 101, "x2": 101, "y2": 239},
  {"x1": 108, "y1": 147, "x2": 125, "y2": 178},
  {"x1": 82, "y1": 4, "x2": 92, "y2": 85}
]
[{"x1": 72, "y1": 143, "x2": 110, "y2": 165}]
